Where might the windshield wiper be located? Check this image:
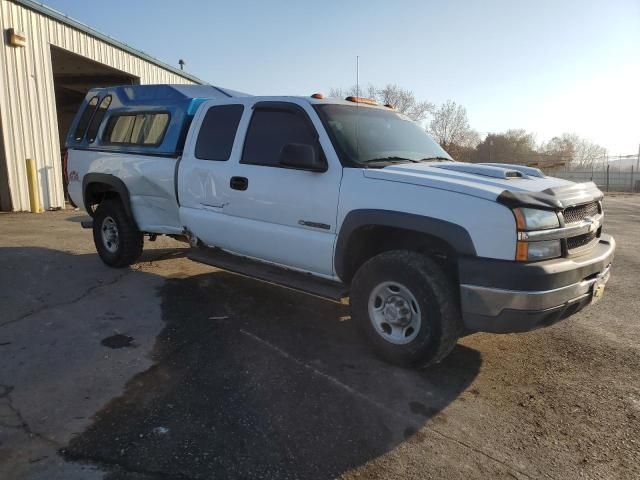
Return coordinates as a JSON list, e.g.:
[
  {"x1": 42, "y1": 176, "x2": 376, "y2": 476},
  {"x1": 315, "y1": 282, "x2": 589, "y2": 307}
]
[
  {"x1": 364, "y1": 156, "x2": 421, "y2": 165},
  {"x1": 419, "y1": 156, "x2": 452, "y2": 162}
]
